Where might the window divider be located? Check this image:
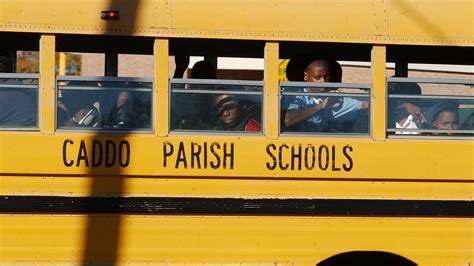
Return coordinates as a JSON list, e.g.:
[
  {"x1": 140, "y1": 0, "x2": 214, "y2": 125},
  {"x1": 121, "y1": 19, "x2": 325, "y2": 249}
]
[
  {"x1": 39, "y1": 34, "x2": 56, "y2": 135},
  {"x1": 264, "y1": 41, "x2": 279, "y2": 139},
  {"x1": 371, "y1": 45, "x2": 387, "y2": 141},
  {"x1": 154, "y1": 38, "x2": 169, "y2": 136}
]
